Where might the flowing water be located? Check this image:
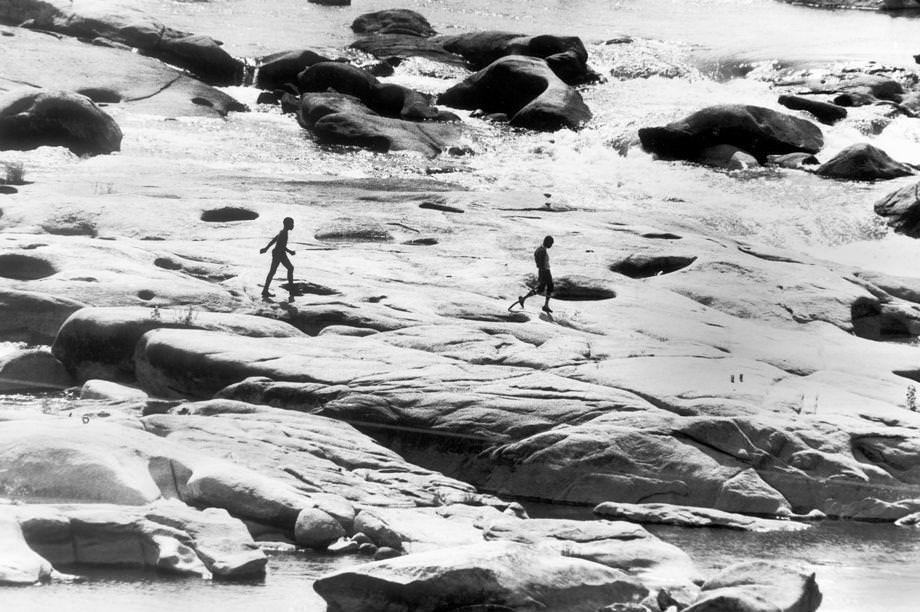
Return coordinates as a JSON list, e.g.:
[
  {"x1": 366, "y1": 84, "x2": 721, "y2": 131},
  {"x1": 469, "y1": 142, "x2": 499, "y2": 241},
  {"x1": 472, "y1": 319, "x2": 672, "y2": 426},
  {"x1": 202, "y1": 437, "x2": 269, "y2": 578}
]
[{"x1": 5, "y1": 0, "x2": 920, "y2": 609}]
